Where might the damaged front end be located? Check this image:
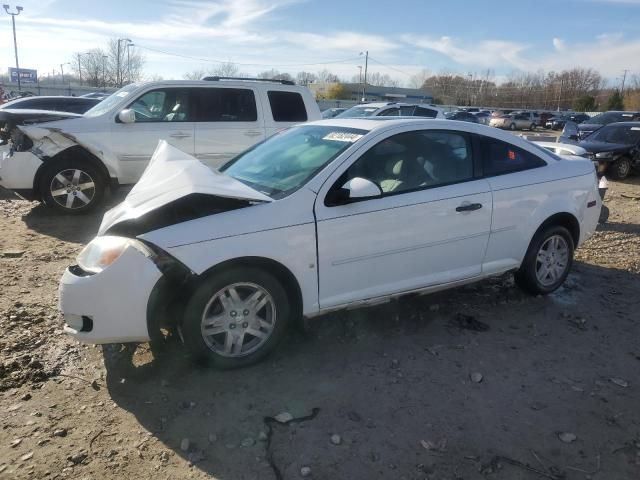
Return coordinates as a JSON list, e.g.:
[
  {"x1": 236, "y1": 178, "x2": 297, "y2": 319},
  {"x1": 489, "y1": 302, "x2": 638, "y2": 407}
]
[{"x1": 62, "y1": 141, "x2": 273, "y2": 344}]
